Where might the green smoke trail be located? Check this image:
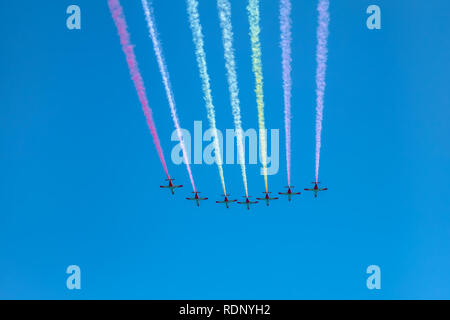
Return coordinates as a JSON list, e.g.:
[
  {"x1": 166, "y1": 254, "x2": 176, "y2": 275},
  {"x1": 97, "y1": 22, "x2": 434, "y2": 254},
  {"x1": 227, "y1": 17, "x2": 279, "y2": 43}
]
[{"x1": 248, "y1": 0, "x2": 268, "y2": 193}]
